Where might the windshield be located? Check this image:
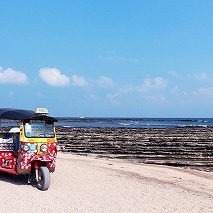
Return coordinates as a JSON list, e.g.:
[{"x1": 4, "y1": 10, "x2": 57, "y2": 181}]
[{"x1": 24, "y1": 120, "x2": 55, "y2": 138}]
